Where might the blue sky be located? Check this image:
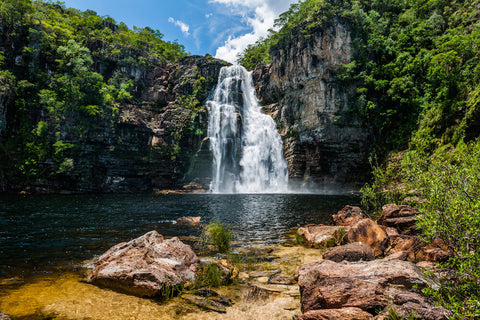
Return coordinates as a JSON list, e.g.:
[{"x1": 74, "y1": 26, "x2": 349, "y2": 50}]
[{"x1": 62, "y1": 0, "x2": 298, "y2": 63}]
